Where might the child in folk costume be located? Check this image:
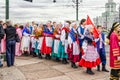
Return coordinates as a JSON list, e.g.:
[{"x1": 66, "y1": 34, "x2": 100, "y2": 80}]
[
  {"x1": 67, "y1": 22, "x2": 80, "y2": 68},
  {"x1": 34, "y1": 23, "x2": 44, "y2": 59},
  {"x1": 79, "y1": 26, "x2": 101, "y2": 75},
  {"x1": 41, "y1": 22, "x2": 54, "y2": 60},
  {"x1": 21, "y1": 23, "x2": 31, "y2": 56},
  {"x1": 96, "y1": 25, "x2": 109, "y2": 72},
  {"x1": 59, "y1": 22, "x2": 70, "y2": 64},
  {"x1": 51, "y1": 23, "x2": 61, "y2": 62},
  {"x1": 107, "y1": 22, "x2": 120, "y2": 80},
  {"x1": 15, "y1": 25, "x2": 23, "y2": 56}
]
